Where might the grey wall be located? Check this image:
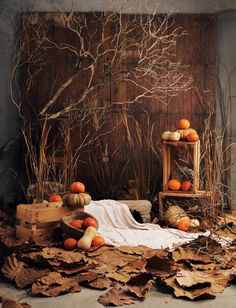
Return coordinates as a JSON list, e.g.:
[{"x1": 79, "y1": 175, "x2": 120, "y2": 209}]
[
  {"x1": 216, "y1": 11, "x2": 236, "y2": 207},
  {"x1": 0, "y1": 0, "x2": 236, "y2": 206}
]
